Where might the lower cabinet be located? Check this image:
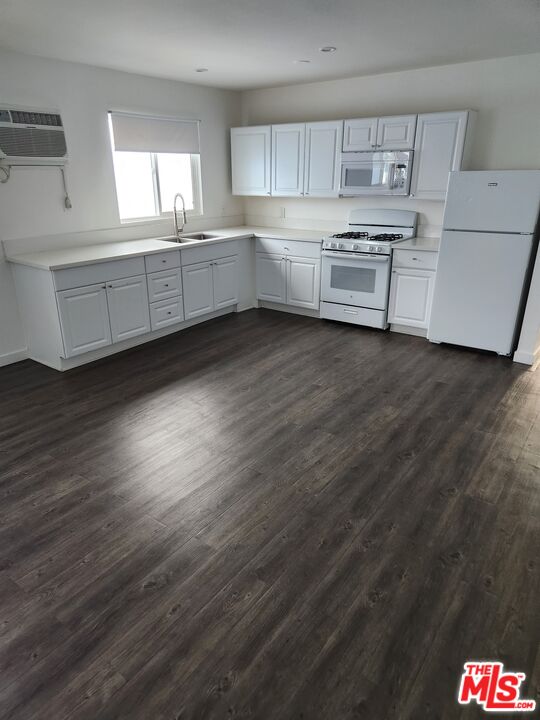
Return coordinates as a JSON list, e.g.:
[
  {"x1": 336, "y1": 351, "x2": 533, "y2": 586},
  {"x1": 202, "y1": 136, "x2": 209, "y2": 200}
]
[
  {"x1": 58, "y1": 274, "x2": 151, "y2": 357},
  {"x1": 287, "y1": 256, "x2": 320, "y2": 309},
  {"x1": 256, "y1": 253, "x2": 286, "y2": 303},
  {"x1": 256, "y1": 252, "x2": 320, "y2": 310},
  {"x1": 106, "y1": 275, "x2": 151, "y2": 342},
  {"x1": 388, "y1": 267, "x2": 435, "y2": 329},
  {"x1": 182, "y1": 255, "x2": 239, "y2": 320},
  {"x1": 57, "y1": 283, "x2": 112, "y2": 357},
  {"x1": 149, "y1": 296, "x2": 185, "y2": 330}
]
